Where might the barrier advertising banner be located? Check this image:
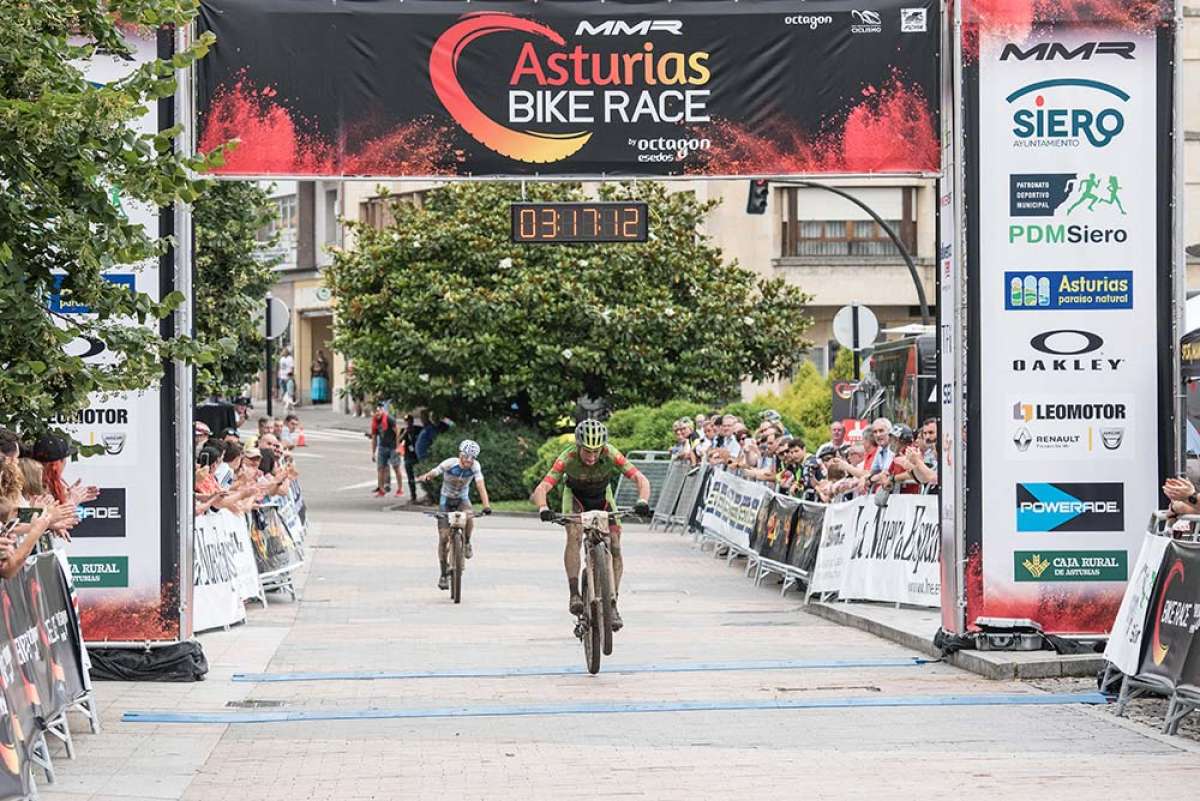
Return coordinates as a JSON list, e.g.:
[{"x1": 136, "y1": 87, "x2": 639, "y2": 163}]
[
  {"x1": 1104, "y1": 532, "x2": 1170, "y2": 676},
  {"x1": 63, "y1": 27, "x2": 180, "y2": 644},
  {"x1": 964, "y1": 1, "x2": 1176, "y2": 633},
  {"x1": 0, "y1": 555, "x2": 89, "y2": 800},
  {"x1": 1136, "y1": 540, "x2": 1200, "y2": 689},
  {"x1": 701, "y1": 470, "x2": 770, "y2": 551},
  {"x1": 810, "y1": 494, "x2": 940, "y2": 607},
  {"x1": 788, "y1": 503, "x2": 826, "y2": 574},
  {"x1": 215, "y1": 510, "x2": 262, "y2": 602},
  {"x1": 250, "y1": 507, "x2": 305, "y2": 576},
  {"x1": 758, "y1": 495, "x2": 799, "y2": 564},
  {"x1": 192, "y1": 514, "x2": 247, "y2": 633},
  {"x1": 196, "y1": 0, "x2": 940, "y2": 178}
]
